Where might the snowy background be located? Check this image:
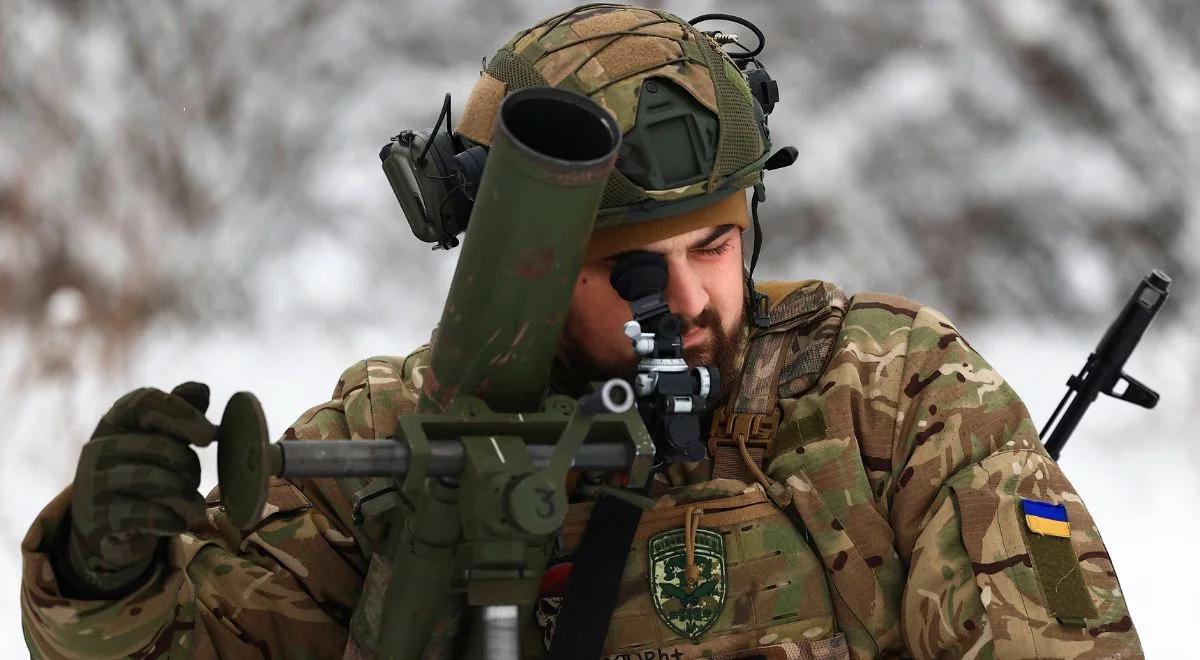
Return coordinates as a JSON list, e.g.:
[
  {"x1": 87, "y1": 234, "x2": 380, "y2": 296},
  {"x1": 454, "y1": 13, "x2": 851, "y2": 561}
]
[{"x1": 2, "y1": 0, "x2": 1197, "y2": 656}]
